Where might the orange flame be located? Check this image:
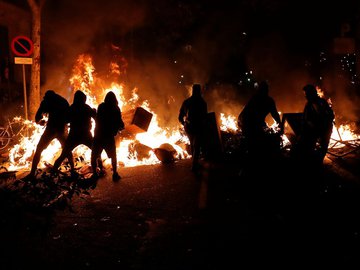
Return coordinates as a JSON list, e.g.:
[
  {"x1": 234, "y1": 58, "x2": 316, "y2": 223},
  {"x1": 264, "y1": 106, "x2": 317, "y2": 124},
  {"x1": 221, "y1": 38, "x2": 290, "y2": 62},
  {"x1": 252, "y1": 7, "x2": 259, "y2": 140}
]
[
  {"x1": 7, "y1": 58, "x2": 360, "y2": 172},
  {"x1": 8, "y1": 53, "x2": 189, "y2": 172}
]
